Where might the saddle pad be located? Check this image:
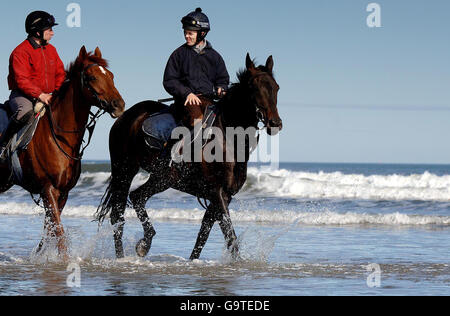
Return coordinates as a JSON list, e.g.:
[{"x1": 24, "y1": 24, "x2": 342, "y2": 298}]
[
  {"x1": 10, "y1": 116, "x2": 41, "y2": 153},
  {"x1": 7, "y1": 116, "x2": 42, "y2": 185},
  {"x1": 0, "y1": 104, "x2": 9, "y2": 133},
  {"x1": 142, "y1": 111, "x2": 178, "y2": 143}
]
